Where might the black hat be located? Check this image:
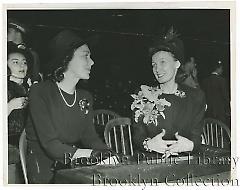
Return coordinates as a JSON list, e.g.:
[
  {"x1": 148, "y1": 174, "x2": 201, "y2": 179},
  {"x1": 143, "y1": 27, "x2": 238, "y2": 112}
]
[
  {"x1": 7, "y1": 41, "x2": 33, "y2": 64},
  {"x1": 48, "y1": 30, "x2": 92, "y2": 72},
  {"x1": 8, "y1": 18, "x2": 28, "y2": 34},
  {"x1": 149, "y1": 27, "x2": 184, "y2": 64}
]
